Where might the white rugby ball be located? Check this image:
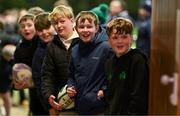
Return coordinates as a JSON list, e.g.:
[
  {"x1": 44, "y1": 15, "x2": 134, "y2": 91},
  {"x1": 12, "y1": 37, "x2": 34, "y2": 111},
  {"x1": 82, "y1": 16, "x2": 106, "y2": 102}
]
[
  {"x1": 12, "y1": 63, "x2": 34, "y2": 88},
  {"x1": 57, "y1": 85, "x2": 75, "y2": 110},
  {"x1": 2, "y1": 44, "x2": 16, "y2": 61}
]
